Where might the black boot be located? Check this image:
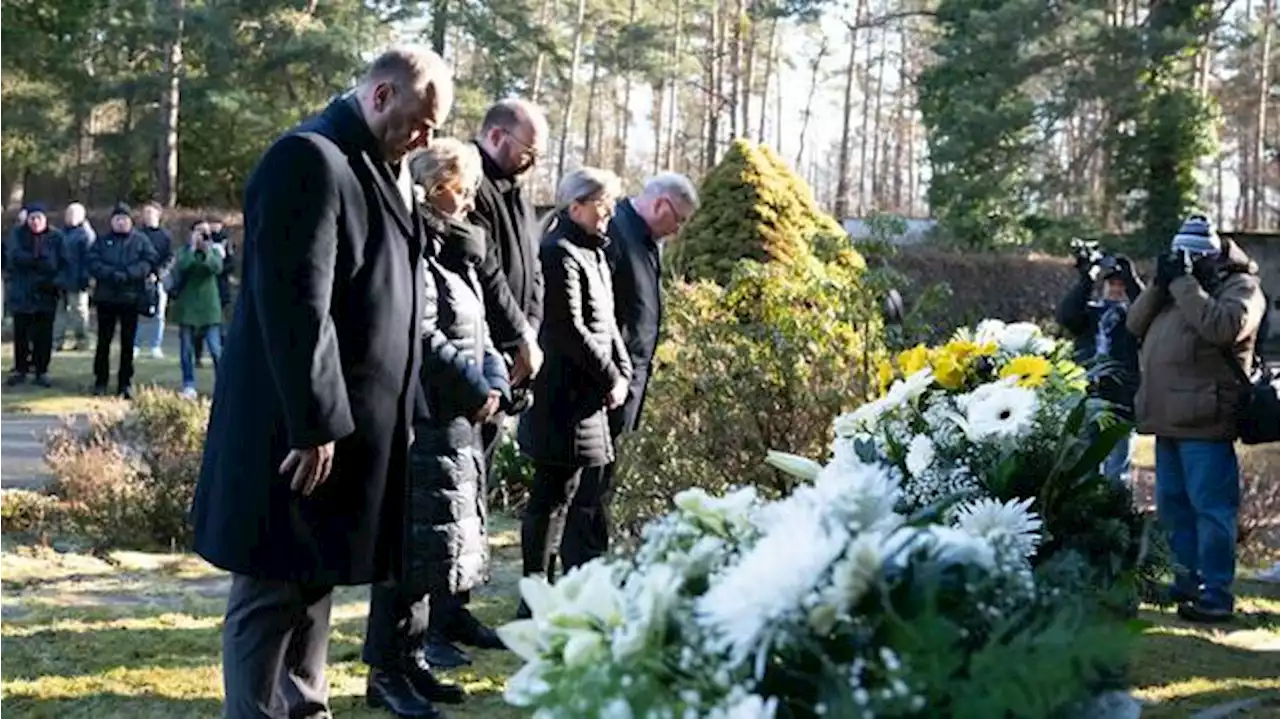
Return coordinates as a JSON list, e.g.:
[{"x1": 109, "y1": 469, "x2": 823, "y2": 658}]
[
  {"x1": 366, "y1": 668, "x2": 447, "y2": 718},
  {"x1": 33, "y1": 374, "x2": 52, "y2": 388},
  {"x1": 420, "y1": 629, "x2": 471, "y2": 669},
  {"x1": 447, "y1": 607, "x2": 506, "y2": 650},
  {"x1": 6, "y1": 372, "x2": 27, "y2": 387},
  {"x1": 401, "y1": 649, "x2": 465, "y2": 704}
]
